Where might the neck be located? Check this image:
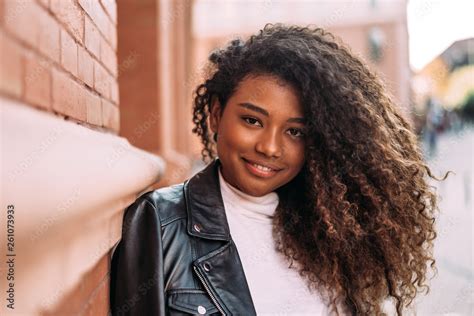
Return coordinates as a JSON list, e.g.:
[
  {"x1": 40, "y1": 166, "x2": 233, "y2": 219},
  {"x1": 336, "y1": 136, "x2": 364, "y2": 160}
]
[{"x1": 218, "y1": 166, "x2": 279, "y2": 221}]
